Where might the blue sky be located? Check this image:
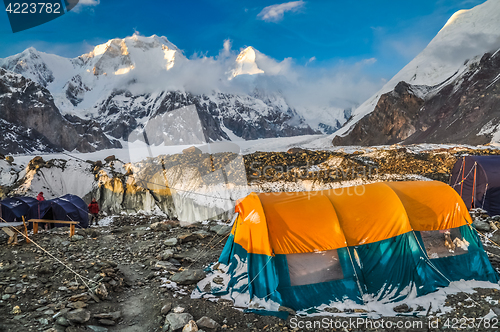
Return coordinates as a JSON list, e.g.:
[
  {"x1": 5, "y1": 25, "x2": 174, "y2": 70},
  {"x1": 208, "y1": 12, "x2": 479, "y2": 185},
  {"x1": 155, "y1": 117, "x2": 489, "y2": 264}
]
[{"x1": 0, "y1": 0, "x2": 486, "y2": 80}]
